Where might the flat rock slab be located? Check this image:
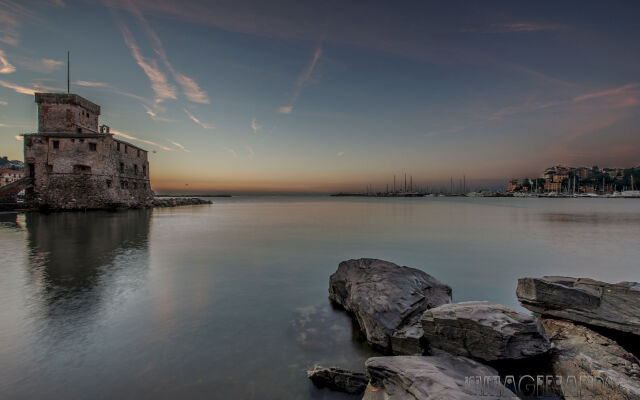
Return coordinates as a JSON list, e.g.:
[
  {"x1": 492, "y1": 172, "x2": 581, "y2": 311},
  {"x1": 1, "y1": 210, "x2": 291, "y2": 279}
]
[
  {"x1": 307, "y1": 365, "x2": 369, "y2": 394},
  {"x1": 421, "y1": 301, "x2": 550, "y2": 361},
  {"x1": 542, "y1": 318, "x2": 640, "y2": 399},
  {"x1": 329, "y1": 258, "x2": 452, "y2": 351},
  {"x1": 364, "y1": 355, "x2": 518, "y2": 400},
  {"x1": 517, "y1": 276, "x2": 640, "y2": 335}
]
